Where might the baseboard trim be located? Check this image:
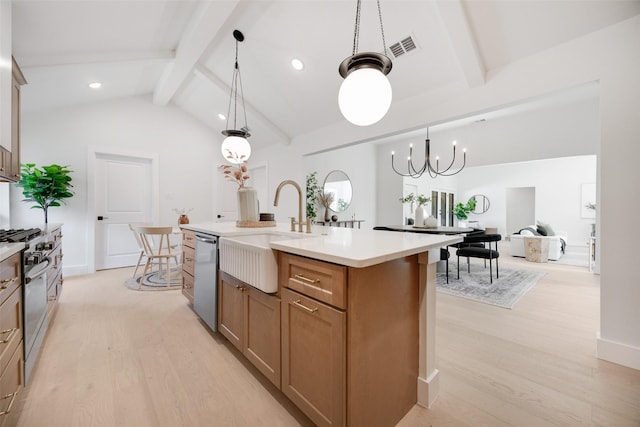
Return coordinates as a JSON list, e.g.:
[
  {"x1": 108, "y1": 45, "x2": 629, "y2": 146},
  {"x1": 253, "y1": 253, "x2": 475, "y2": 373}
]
[
  {"x1": 597, "y1": 333, "x2": 640, "y2": 371},
  {"x1": 62, "y1": 264, "x2": 89, "y2": 277},
  {"x1": 417, "y1": 369, "x2": 439, "y2": 408}
]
